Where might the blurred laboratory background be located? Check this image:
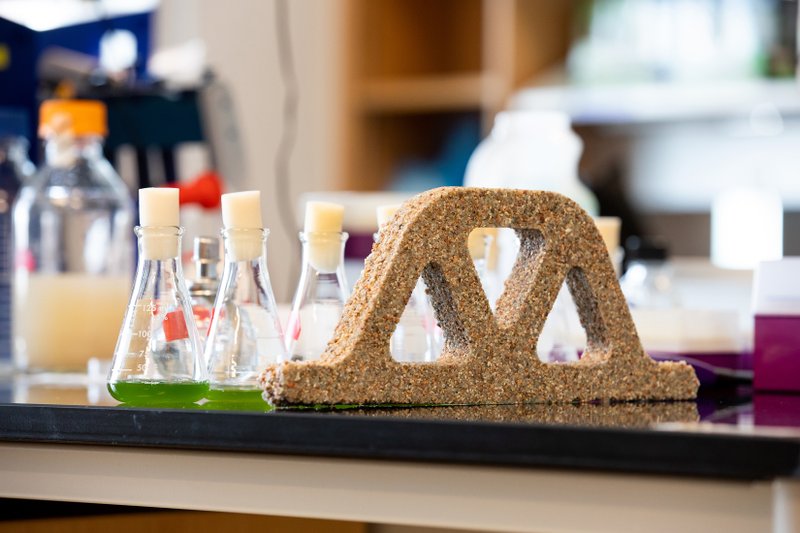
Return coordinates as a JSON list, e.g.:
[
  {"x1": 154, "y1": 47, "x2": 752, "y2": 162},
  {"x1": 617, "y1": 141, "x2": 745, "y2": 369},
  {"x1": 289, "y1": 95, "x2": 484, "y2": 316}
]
[{"x1": 0, "y1": 0, "x2": 797, "y2": 316}]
